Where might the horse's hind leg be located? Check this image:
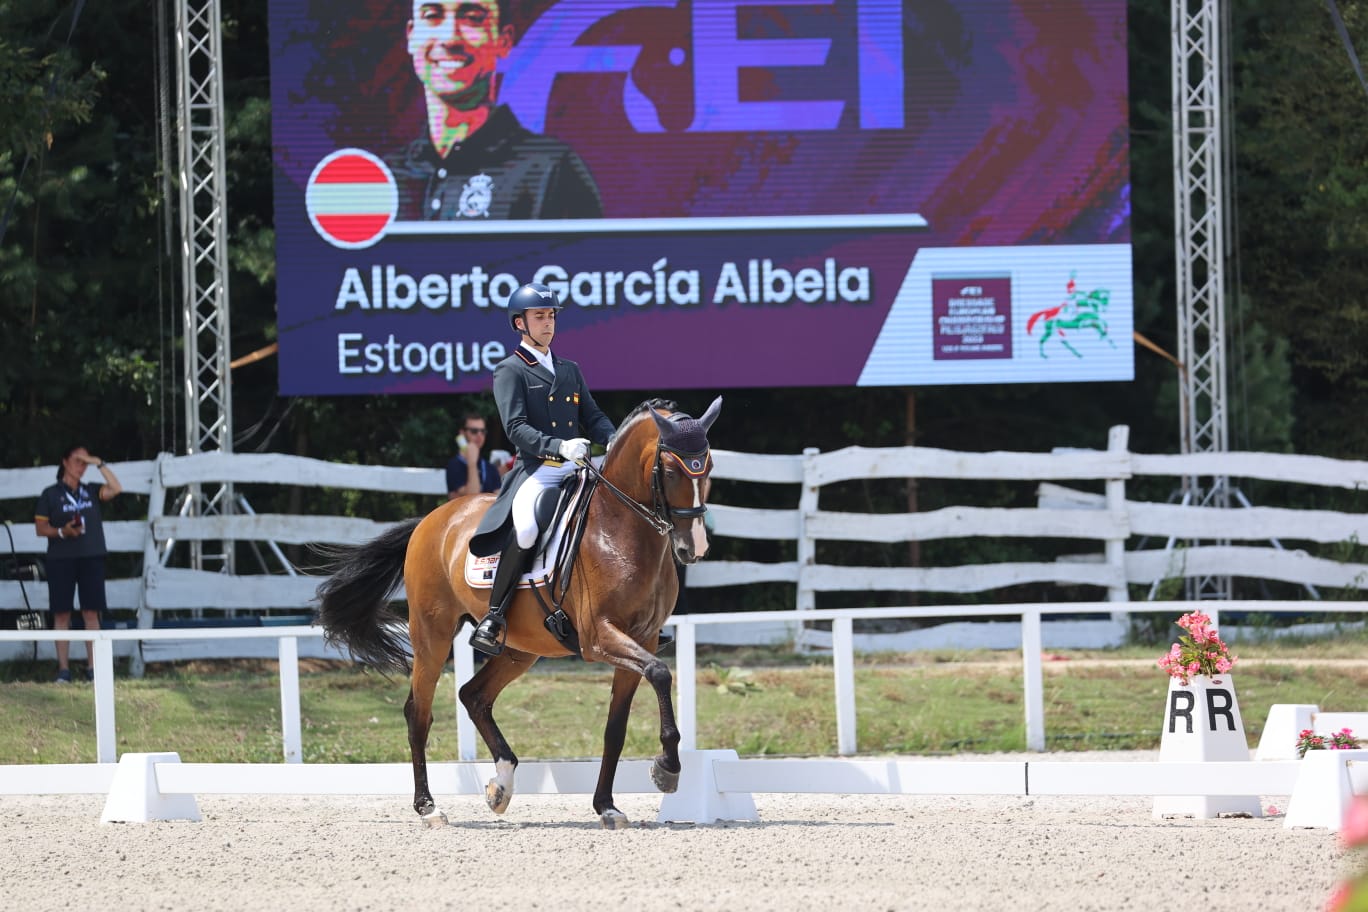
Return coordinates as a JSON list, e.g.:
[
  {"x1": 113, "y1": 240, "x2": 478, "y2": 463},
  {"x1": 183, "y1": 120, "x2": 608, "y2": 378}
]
[
  {"x1": 458, "y1": 647, "x2": 538, "y2": 815},
  {"x1": 406, "y1": 615, "x2": 455, "y2": 827}
]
